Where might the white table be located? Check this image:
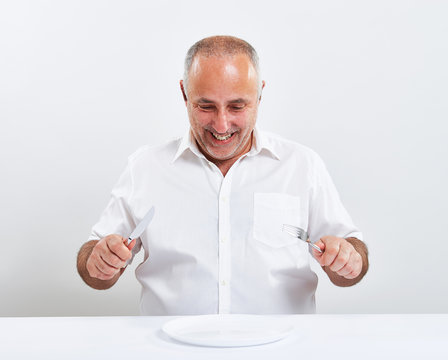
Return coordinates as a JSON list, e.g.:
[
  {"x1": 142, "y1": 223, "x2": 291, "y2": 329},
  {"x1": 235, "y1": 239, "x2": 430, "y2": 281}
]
[{"x1": 0, "y1": 314, "x2": 447, "y2": 359}]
